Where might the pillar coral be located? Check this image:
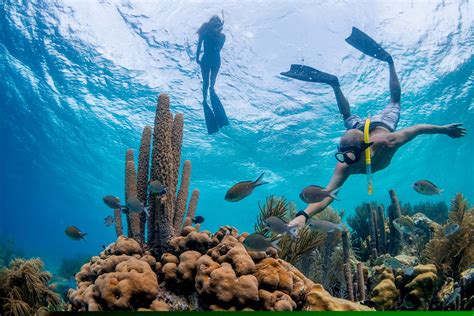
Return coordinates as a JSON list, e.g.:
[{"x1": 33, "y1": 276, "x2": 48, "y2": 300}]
[
  {"x1": 125, "y1": 158, "x2": 141, "y2": 243},
  {"x1": 137, "y1": 126, "x2": 152, "y2": 243},
  {"x1": 183, "y1": 189, "x2": 200, "y2": 227},
  {"x1": 174, "y1": 160, "x2": 191, "y2": 233}
]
